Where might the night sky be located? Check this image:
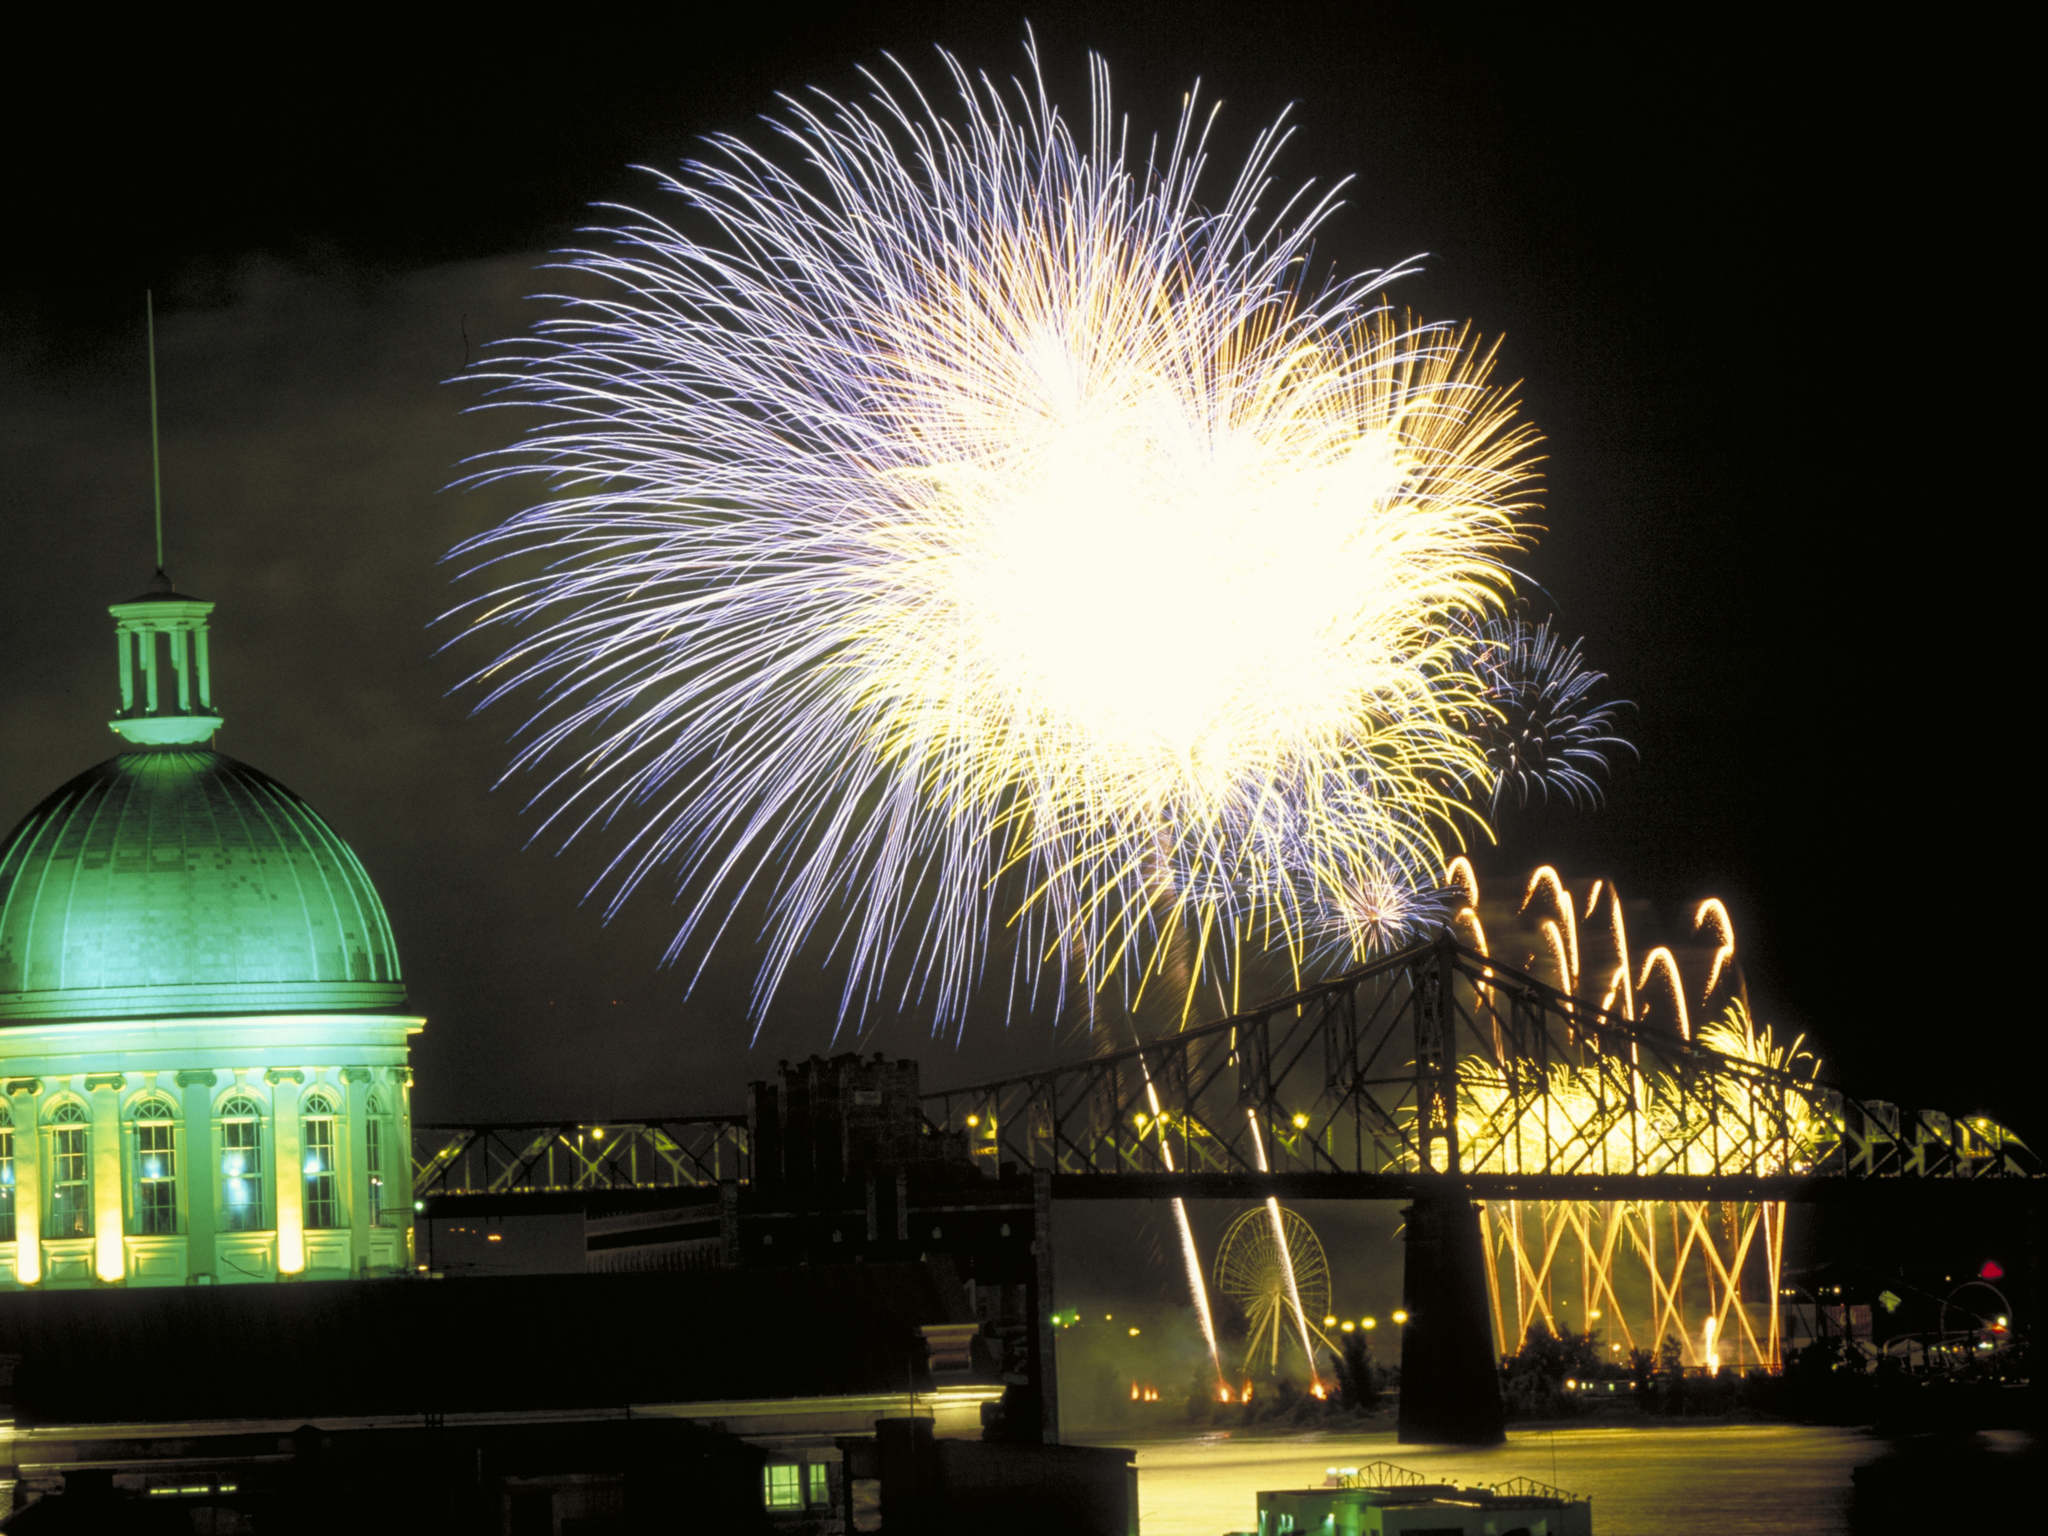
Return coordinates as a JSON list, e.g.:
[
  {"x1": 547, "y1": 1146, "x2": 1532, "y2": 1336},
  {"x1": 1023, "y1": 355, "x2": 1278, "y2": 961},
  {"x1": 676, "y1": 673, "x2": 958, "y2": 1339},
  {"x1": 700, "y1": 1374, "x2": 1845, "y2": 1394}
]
[{"x1": 1, "y1": 6, "x2": 2022, "y2": 1128}]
